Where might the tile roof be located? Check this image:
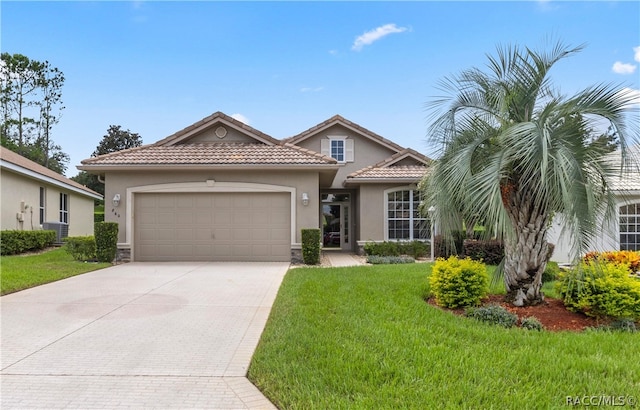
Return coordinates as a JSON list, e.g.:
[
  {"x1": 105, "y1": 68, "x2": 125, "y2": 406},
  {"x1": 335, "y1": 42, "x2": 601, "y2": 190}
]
[
  {"x1": 346, "y1": 165, "x2": 429, "y2": 181},
  {"x1": 0, "y1": 146, "x2": 102, "y2": 198},
  {"x1": 284, "y1": 114, "x2": 406, "y2": 153},
  {"x1": 80, "y1": 142, "x2": 337, "y2": 167},
  {"x1": 606, "y1": 146, "x2": 640, "y2": 192},
  {"x1": 345, "y1": 148, "x2": 431, "y2": 183}
]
